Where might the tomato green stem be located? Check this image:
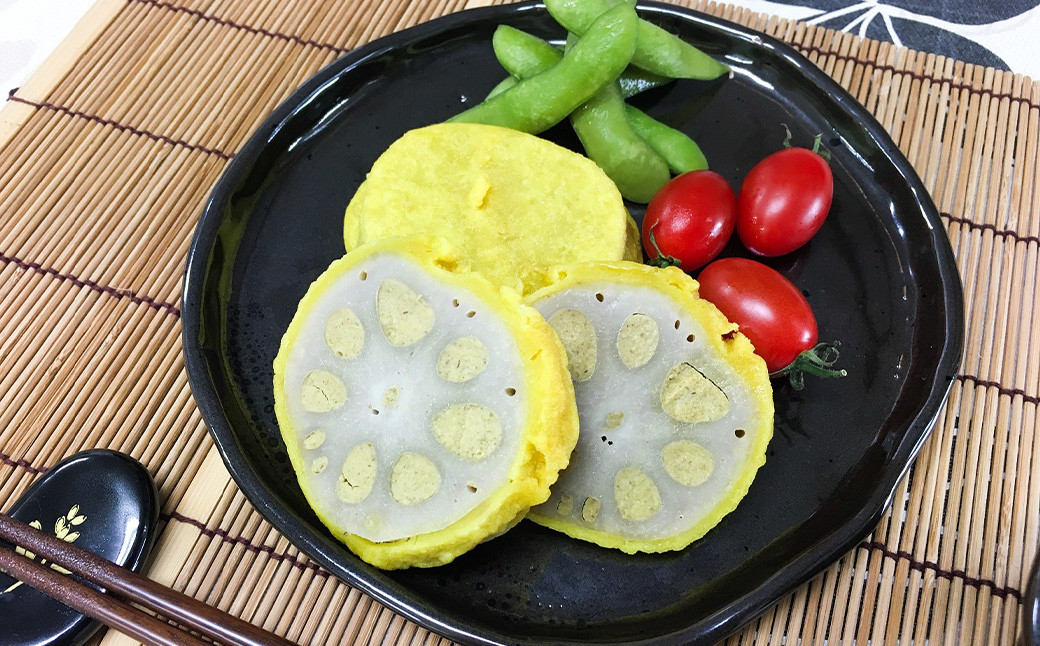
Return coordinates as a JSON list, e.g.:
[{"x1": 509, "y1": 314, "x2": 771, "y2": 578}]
[
  {"x1": 811, "y1": 134, "x2": 832, "y2": 161},
  {"x1": 770, "y1": 342, "x2": 847, "y2": 390},
  {"x1": 781, "y1": 123, "x2": 831, "y2": 161},
  {"x1": 645, "y1": 222, "x2": 681, "y2": 268}
]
